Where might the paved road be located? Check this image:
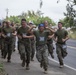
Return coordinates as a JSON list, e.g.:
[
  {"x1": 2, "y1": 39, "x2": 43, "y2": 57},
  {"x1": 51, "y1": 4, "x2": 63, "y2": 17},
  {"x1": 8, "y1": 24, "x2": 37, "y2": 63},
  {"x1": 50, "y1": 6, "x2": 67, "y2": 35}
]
[
  {"x1": 1, "y1": 51, "x2": 76, "y2": 75},
  {"x1": 53, "y1": 39, "x2": 76, "y2": 69},
  {"x1": 66, "y1": 39, "x2": 76, "y2": 47},
  {"x1": 0, "y1": 39, "x2": 76, "y2": 75}
]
